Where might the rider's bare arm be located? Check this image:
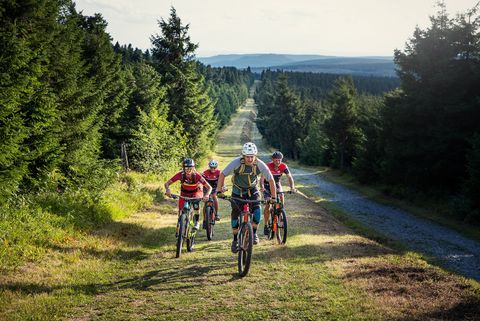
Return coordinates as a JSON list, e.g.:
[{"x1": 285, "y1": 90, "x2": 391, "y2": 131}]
[
  {"x1": 268, "y1": 177, "x2": 277, "y2": 200},
  {"x1": 216, "y1": 173, "x2": 226, "y2": 193},
  {"x1": 164, "y1": 180, "x2": 173, "y2": 196},
  {"x1": 260, "y1": 174, "x2": 265, "y2": 191},
  {"x1": 202, "y1": 179, "x2": 213, "y2": 199},
  {"x1": 287, "y1": 173, "x2": 296, "y2": 192}
]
